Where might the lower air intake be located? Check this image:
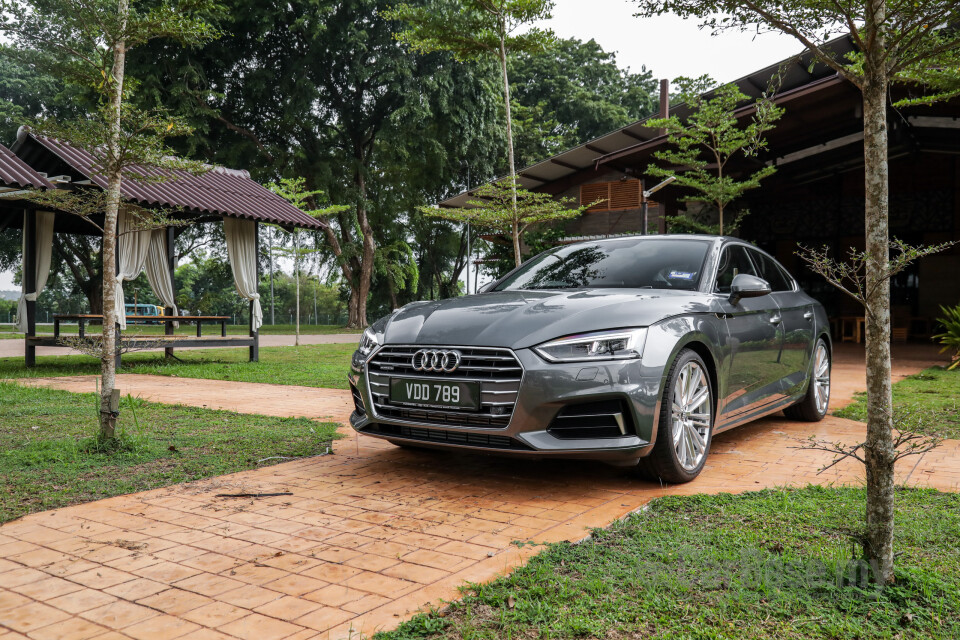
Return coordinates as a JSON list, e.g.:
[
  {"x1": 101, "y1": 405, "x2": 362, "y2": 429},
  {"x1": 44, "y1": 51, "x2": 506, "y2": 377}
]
[
  {"x1": 547, "y1": 399, "x2": 634, "y2": 439},
  {"x1": 363, "y1": 424, "x2": 532, "y2": 450}
]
